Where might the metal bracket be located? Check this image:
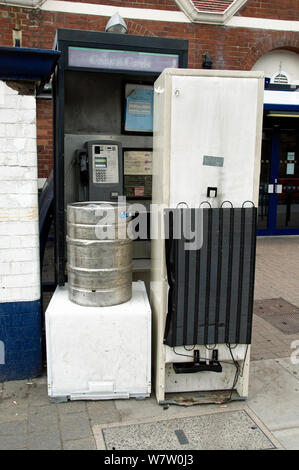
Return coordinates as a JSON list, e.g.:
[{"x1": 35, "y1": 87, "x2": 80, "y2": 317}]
[{"x1": 173, "y1": 349, "x2": 222, "y2": 374}]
